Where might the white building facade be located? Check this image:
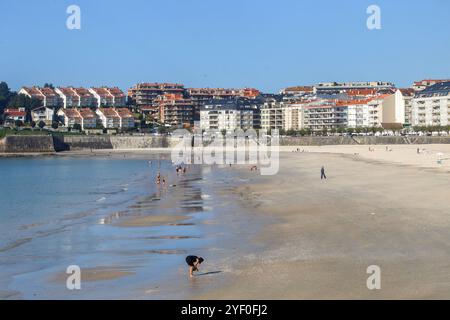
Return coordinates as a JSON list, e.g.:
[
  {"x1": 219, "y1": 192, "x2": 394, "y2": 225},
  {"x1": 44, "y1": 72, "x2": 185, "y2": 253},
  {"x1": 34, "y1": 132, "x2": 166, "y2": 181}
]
[{"x1": 411, "y1": 82, "x2": 450, "y2": 127}]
